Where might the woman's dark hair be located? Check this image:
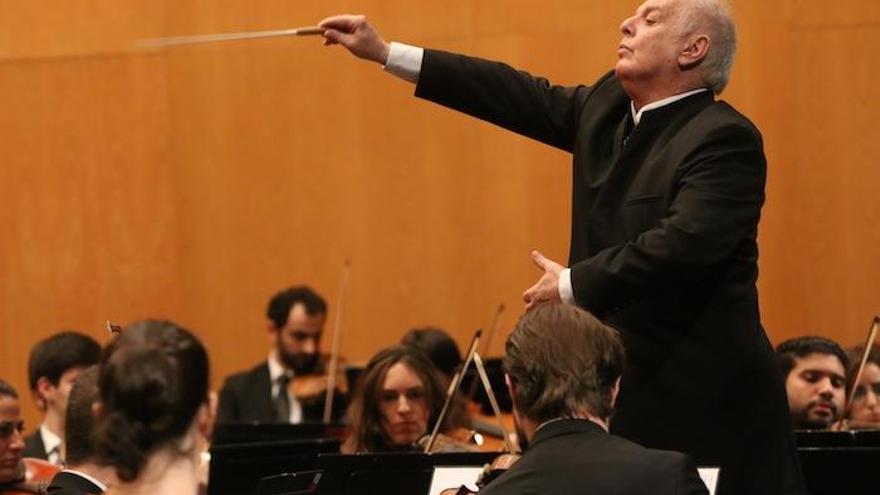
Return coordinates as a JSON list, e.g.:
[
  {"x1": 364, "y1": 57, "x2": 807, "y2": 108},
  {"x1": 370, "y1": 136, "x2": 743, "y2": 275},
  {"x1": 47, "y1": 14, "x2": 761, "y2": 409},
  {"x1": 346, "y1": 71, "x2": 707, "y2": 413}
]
[
  {"x1": 400, "y1": 327, "x2": 463, "y2": 379},
  {"x1": 93, "y1": 319, "x2": 209, "y2": 482},
  {"x1": 342, "y1": 346, "x2": 448, "y2": 453}
]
